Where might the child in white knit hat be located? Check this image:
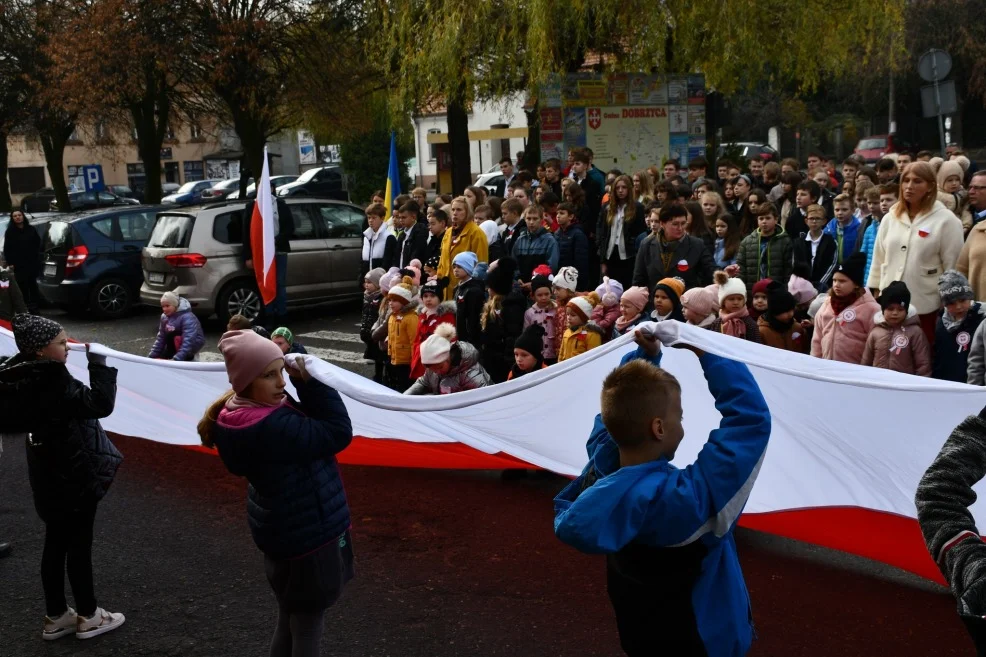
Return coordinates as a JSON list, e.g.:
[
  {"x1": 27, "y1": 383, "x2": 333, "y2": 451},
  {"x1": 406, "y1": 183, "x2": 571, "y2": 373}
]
[
  {"x1": 707, "y1": 271, "x2": 762, "y2": 343},
  {"x1": 591, "y1": 276, "x2": 624, "y2": 341},
  {"x1": 558, "y1": 296, "x2": 605, "y2": 361}
]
